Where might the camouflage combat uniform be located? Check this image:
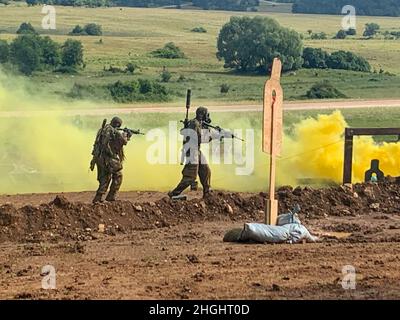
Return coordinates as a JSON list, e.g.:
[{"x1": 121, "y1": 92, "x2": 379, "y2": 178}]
[
  {"x1": 170, "y1": 118, "x2": 212, "y2": 198},
  {"x1": 92, "y1": 123, "x2": 128, "y2": 203}
]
